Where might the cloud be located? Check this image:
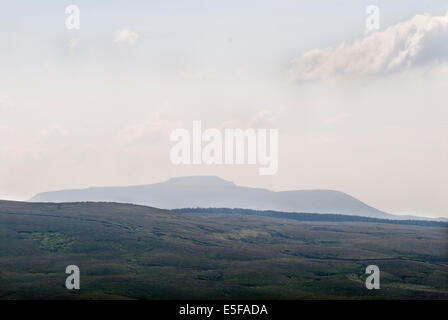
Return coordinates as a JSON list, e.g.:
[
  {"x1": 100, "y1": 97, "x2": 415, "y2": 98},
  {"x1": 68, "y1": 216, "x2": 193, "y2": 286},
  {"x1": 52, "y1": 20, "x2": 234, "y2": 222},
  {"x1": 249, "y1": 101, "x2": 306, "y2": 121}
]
[
  {"x1": 218, "y1": 109, "x2": 280, "y2": 130},
  {"x1": 114, "y1": 28, "x2": 138, "y2": 46},
  {"x1": 289, "y1": 12, "x2": 448, "y2": 81},
  {"x1": 117, "y1": 112, "x2": 162, "y2": 144},
  {"x1": 116, "y1": 111, "x2": 181, "y2": 145},
  {"x1": 324, "y1": 112, "x2": 351, "y2": 125}
]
